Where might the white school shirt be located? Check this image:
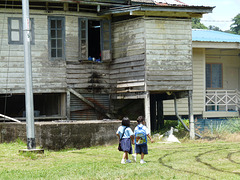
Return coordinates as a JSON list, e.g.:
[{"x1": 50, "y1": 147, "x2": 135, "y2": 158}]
[{"x1": 116, "y1": 125, "x2": 134, "y2": 139}]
